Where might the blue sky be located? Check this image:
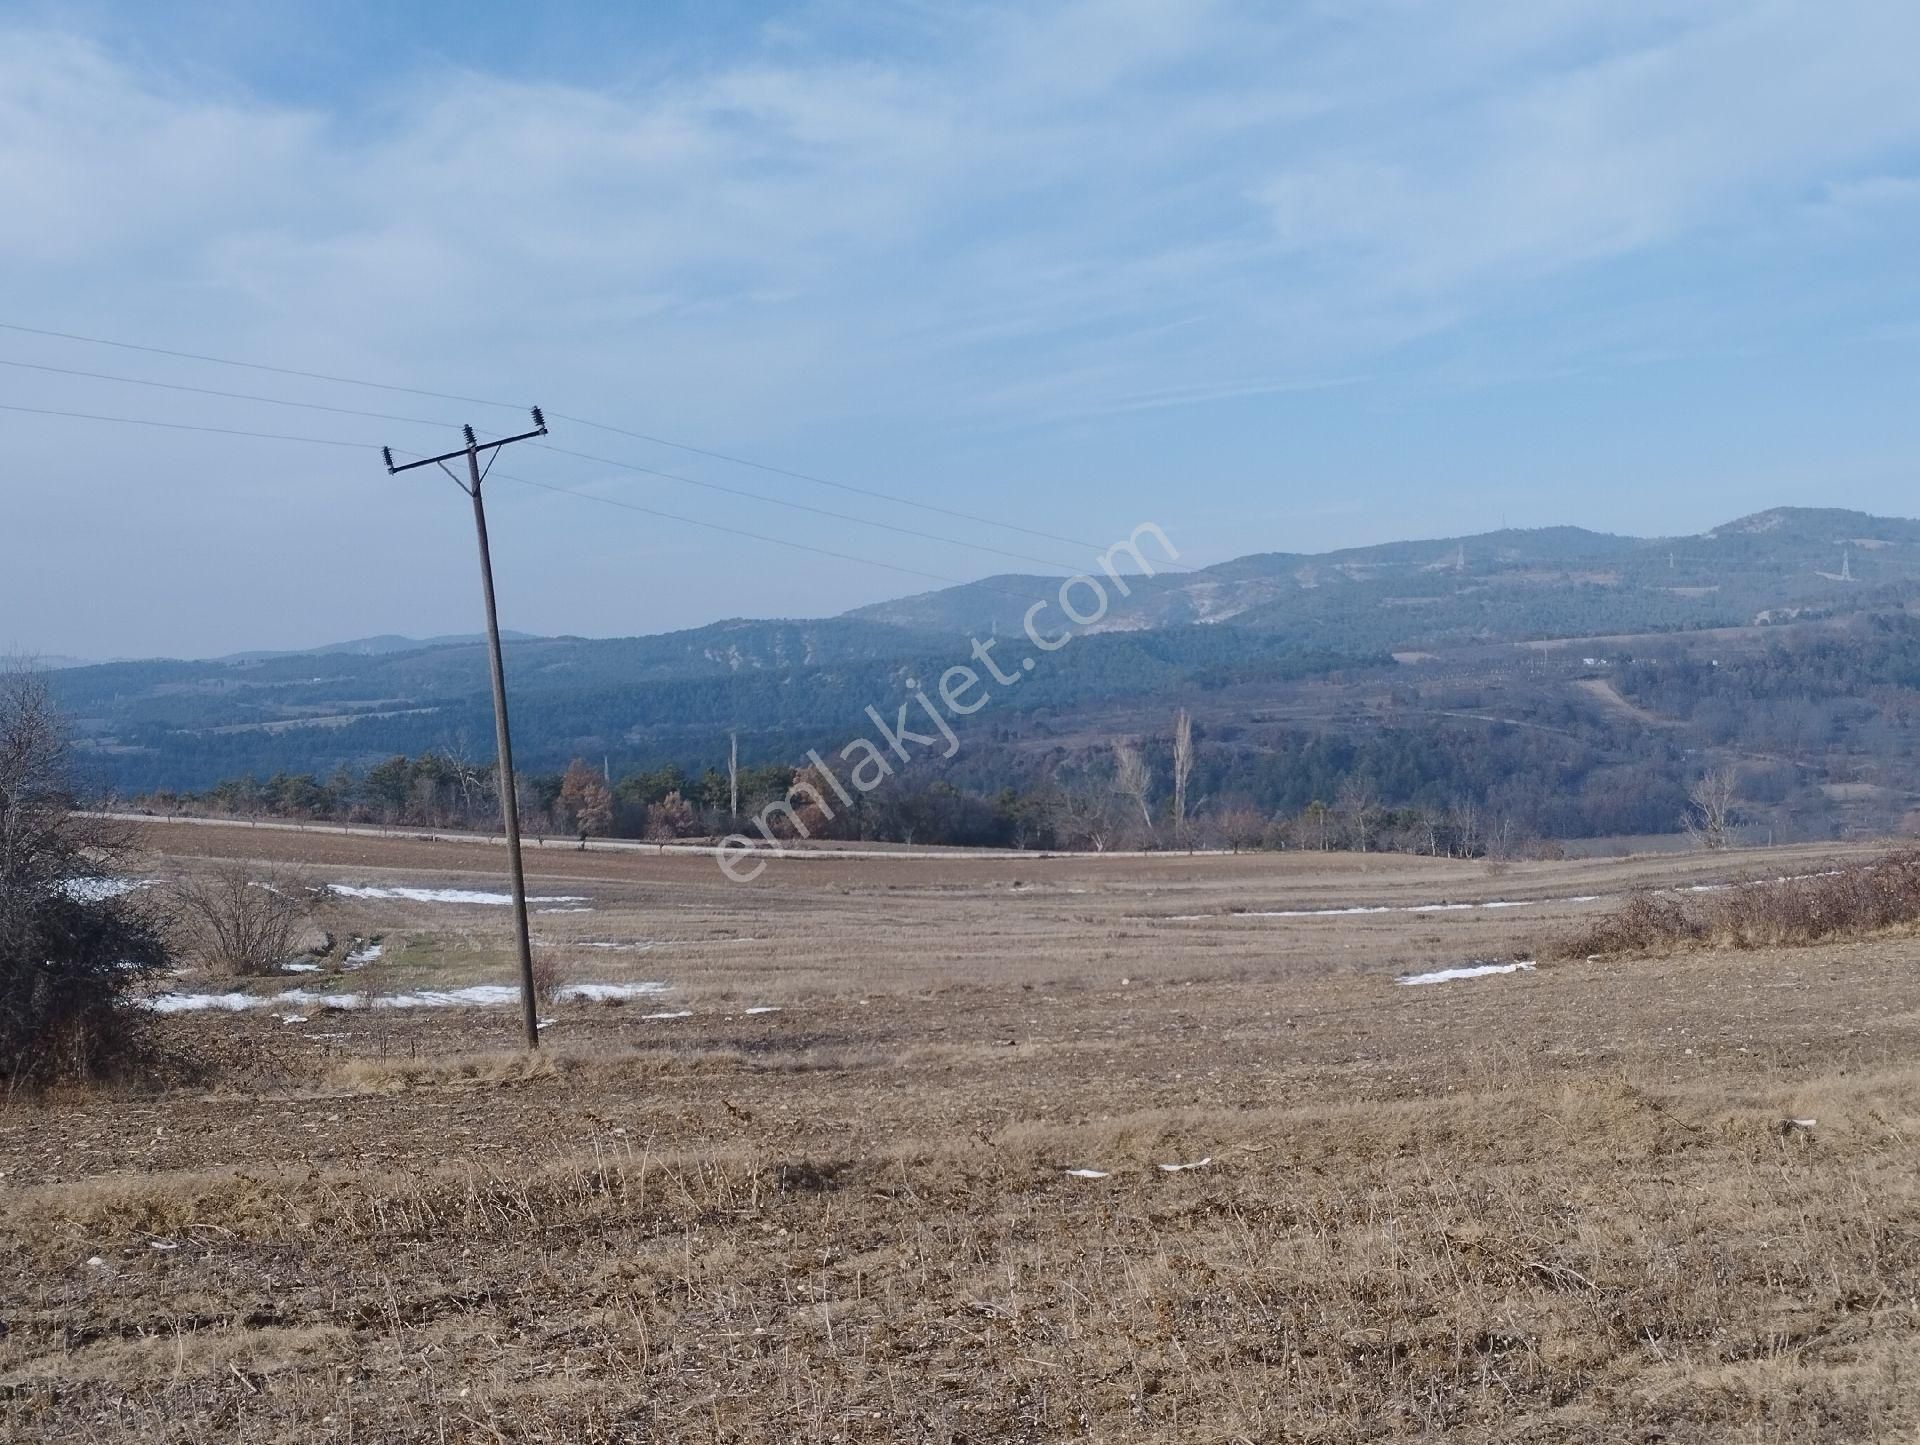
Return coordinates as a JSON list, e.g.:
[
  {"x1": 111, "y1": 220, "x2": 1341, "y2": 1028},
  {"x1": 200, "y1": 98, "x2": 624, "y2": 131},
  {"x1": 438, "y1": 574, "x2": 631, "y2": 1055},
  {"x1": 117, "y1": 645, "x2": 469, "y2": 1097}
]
[{"x1": 3, "y1": 0, "x2": 1918, "y2": 657}]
